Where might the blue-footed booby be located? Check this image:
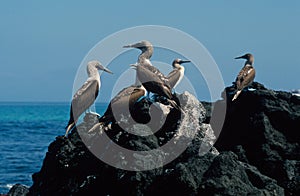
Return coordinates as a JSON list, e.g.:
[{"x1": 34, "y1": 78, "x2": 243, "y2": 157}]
[
  {"x1": 166, "y1": 59, "x2": 191, "y2": 89},
  {"x1": 65, "y1": 60, "x2": 113, "y2": 136},
  {"x1": 124, "y1": 40, "x2": 180, "y2": 110},
  {"x1": 232, "y1": 53, "x2": 256, "y2": 101},
  {"x1": 98, "y1": 84, "x2": 147, "y2": 125},
  {"x1": 123, "y1": 40, "x2": 153, "y2": 67},
  {"x1": 123, "y1": 40, "x2": 167, "y2": 83}
]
